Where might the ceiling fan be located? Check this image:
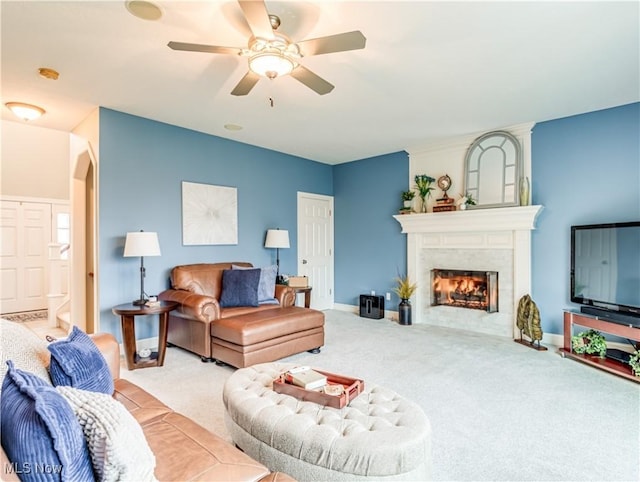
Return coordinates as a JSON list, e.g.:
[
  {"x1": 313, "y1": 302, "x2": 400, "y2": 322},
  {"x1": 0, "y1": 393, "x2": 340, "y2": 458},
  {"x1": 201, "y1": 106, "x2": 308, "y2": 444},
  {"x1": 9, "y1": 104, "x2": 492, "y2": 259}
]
[{"x1": 168, "y1": 0, "x2": 366, "y2": 96}]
